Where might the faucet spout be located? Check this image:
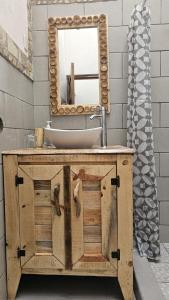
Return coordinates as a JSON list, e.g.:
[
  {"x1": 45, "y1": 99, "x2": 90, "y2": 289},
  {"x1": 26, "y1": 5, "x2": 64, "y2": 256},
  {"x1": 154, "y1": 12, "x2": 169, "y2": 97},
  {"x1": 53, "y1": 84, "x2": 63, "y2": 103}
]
[
  {"x1": 90, "y1": 106, "x2": 107, "y2": 147},
  {"x1": 90, "y1": 114, "x2": 102, "y2": 120}
]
